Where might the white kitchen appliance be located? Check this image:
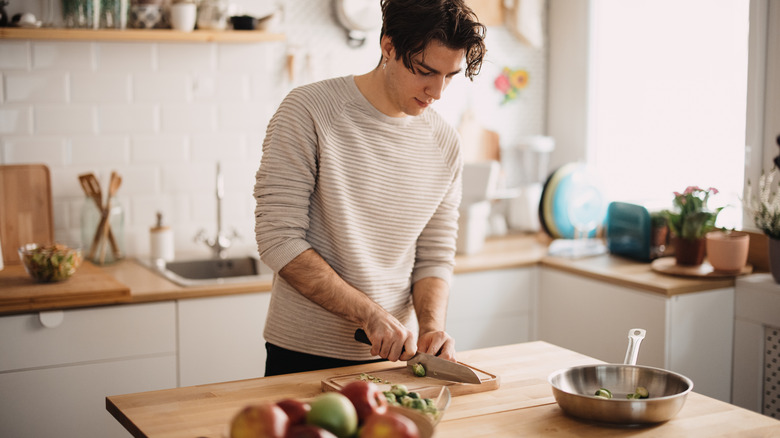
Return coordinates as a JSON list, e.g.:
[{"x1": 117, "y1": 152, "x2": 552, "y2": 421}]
[{"x1": 501, "y1": 136, "x2": 554, "y2": 232}]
